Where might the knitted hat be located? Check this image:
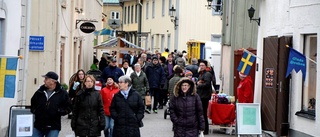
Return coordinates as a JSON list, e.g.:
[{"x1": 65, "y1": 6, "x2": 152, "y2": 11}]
[
  {"x1": 106, "y1": 75, "x2": 115, "y2": 81},
  {"x1": 152, "y1": 56, "x2": 158, "y2": 60},
  {"x1": 185, "y1": 70, "x2": 193, "y2": 77}
]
